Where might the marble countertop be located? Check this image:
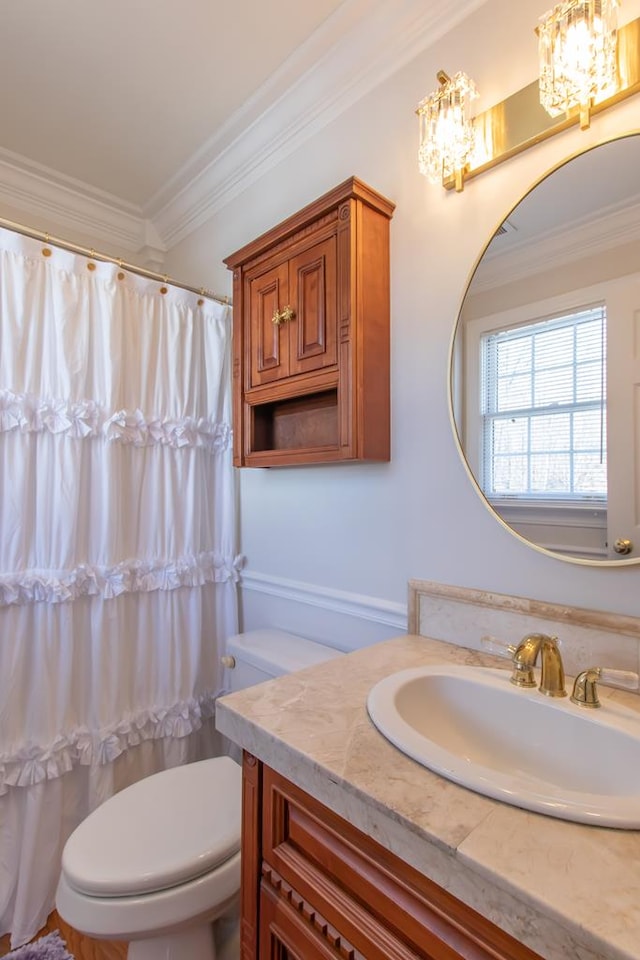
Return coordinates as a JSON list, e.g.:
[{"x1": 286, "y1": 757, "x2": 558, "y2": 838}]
[{"x1": 215, "y1": 634, "x2": 640, "y2": 960}]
